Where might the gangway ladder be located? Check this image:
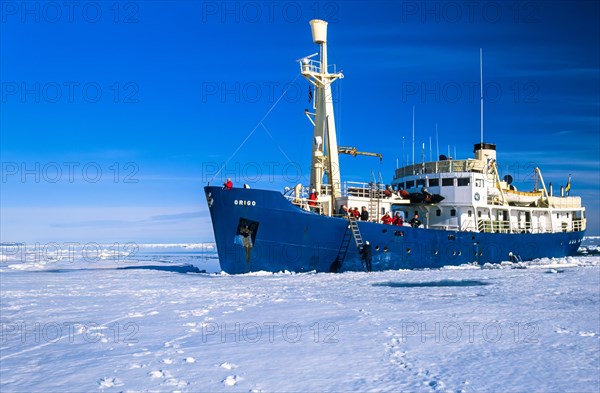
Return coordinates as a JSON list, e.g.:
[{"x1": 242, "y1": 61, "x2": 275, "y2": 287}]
[
  {"x1": 348, "y1": 216, "x2": 364, "y2": 249},
  {"x1": 330, "y1": 216, "x2": 365, "y2": 272}
]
